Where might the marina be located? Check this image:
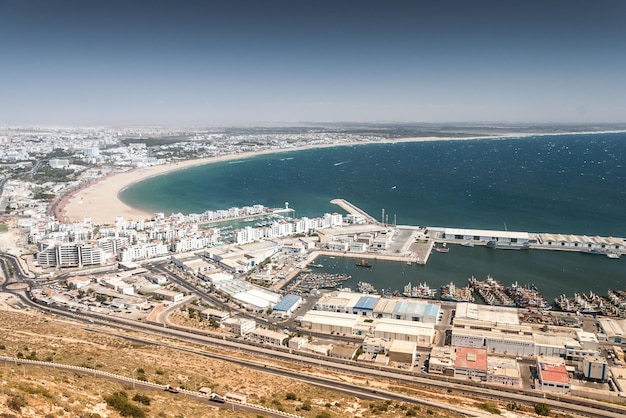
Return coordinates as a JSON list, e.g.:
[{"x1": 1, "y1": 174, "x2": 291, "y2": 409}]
[{"x1": 282, "y1": 272, "x2": 351, "y2": 295}]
